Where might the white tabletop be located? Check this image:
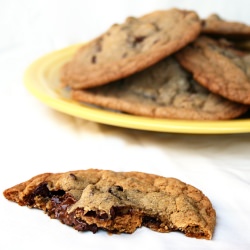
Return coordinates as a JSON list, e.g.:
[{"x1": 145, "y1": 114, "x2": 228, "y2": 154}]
[{"x1": 1, "y1": 1, "x2": 250, "y2": 249}]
